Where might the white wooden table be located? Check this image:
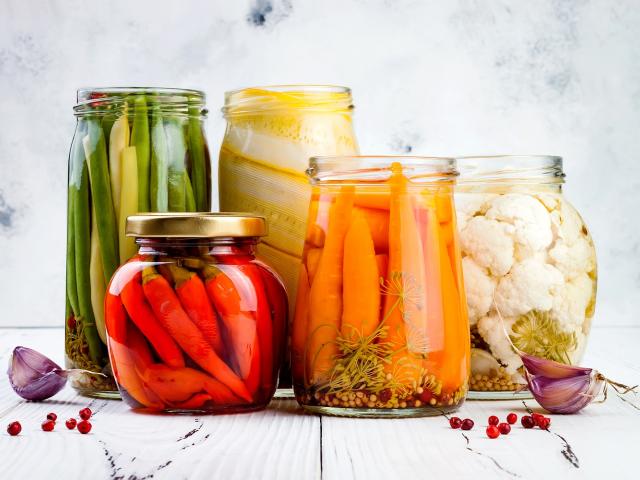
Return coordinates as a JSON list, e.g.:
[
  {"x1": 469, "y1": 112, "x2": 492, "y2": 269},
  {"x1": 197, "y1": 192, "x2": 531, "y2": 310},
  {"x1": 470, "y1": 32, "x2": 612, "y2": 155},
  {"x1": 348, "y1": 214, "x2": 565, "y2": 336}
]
[{"x1": 1, "y1": 327, "x2": 638, "y2": 480}]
